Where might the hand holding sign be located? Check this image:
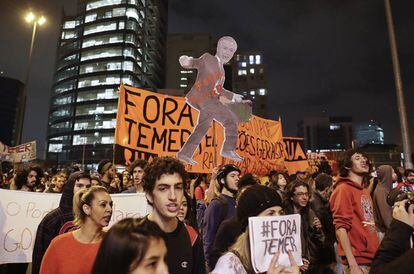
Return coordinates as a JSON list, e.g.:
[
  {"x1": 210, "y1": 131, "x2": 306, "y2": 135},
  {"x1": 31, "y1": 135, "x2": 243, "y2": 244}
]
[
  {"x1": 267, "y1": 251, "x2": 300, "y2": 274},
  {"x1": 249, "y1": 214, "x2": 303, "y2": 273}
]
